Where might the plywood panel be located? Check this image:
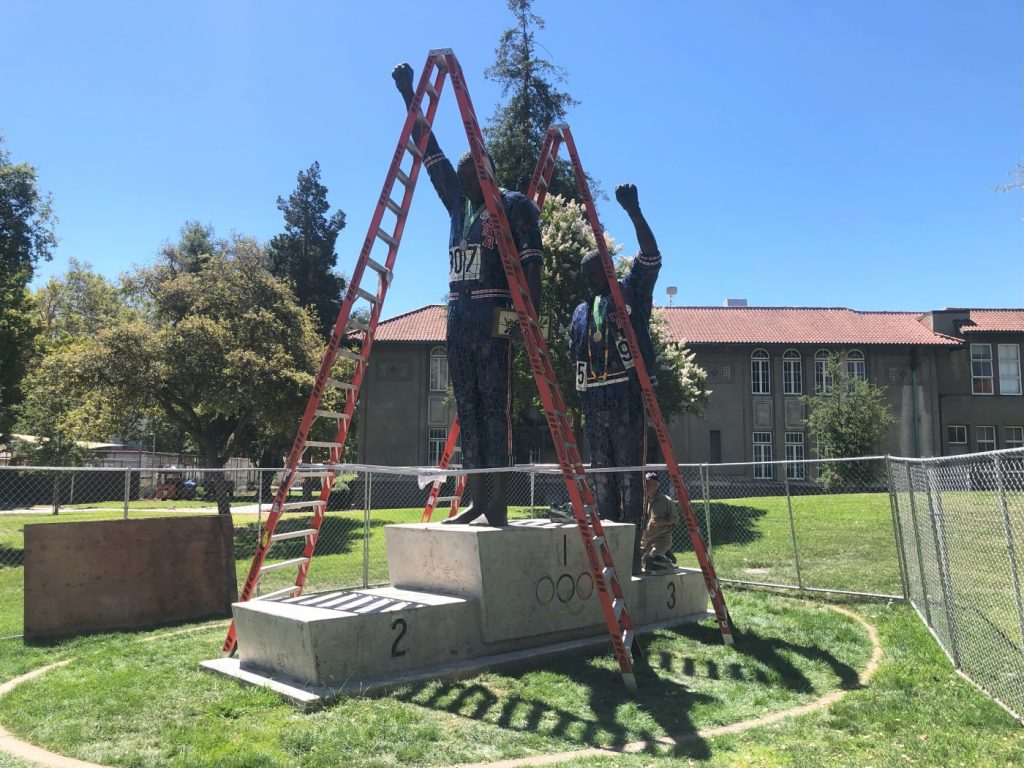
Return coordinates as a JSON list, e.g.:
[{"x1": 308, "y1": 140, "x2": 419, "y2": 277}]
[{"x1": 24, "y1": 516, "x2": 237, "y2": 641}]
